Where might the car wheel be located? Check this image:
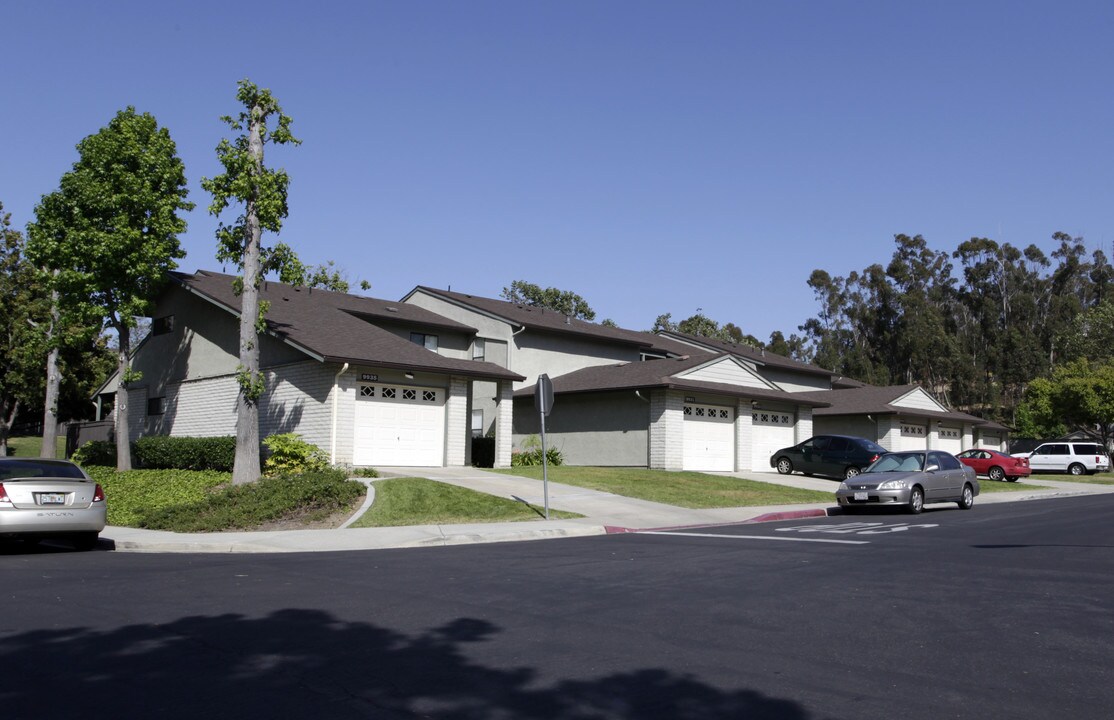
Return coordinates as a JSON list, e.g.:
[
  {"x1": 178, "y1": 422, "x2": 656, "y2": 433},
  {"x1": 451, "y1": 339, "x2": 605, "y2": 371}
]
[
  {"x1": 844, "y1": 466, "x2": 860, "y2": 479},
  {"x1": 957, "y1": 483, "x2": 975, "y2": 510},
  {"x1": 1006, "y1": 476, "x2": 1019, "y2": 482},
  {"x1": 776, "y1": 458, "x2": 793, "y2": 475},
  {"x1": 71, "y1": 532, "x2": 99, "y2": 552},
  {"x1": 907, "y1": 486, "x2": 924, "y2": 515},
  {"x1": 988, "y1": 466, "x2": 1004, "y2": 482},
  {"x1": 1068, "y1": 463, "x2": 1086, "y2": 476}
]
